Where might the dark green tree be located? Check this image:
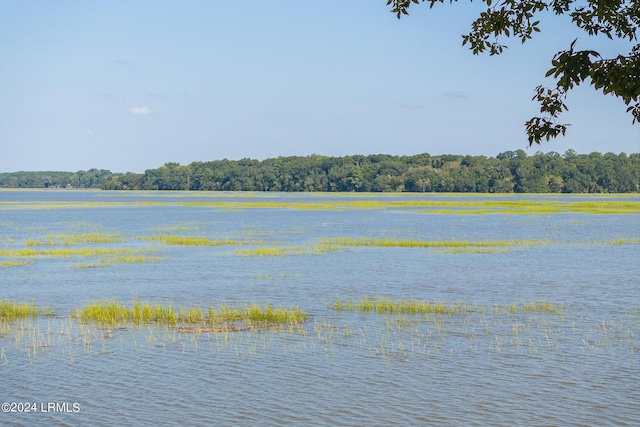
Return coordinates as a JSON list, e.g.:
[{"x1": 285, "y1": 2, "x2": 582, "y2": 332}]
[{"x1": 387, "y1": 0, "x2": 639, "y2": 145}]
